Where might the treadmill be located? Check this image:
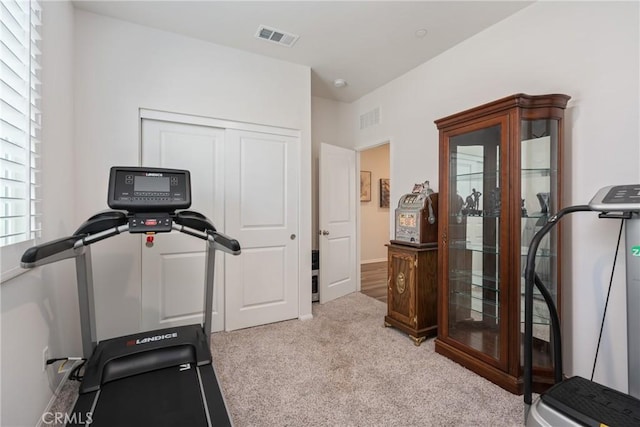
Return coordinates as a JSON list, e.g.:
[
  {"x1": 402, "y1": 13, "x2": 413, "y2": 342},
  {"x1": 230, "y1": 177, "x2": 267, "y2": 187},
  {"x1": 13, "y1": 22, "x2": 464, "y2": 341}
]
[
  {"x1": 524, "y1": 184, "x2": 640, "y2": 426},
  {"x1": 21, "y1": 166, "x2": 240, "y2": 427}
]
